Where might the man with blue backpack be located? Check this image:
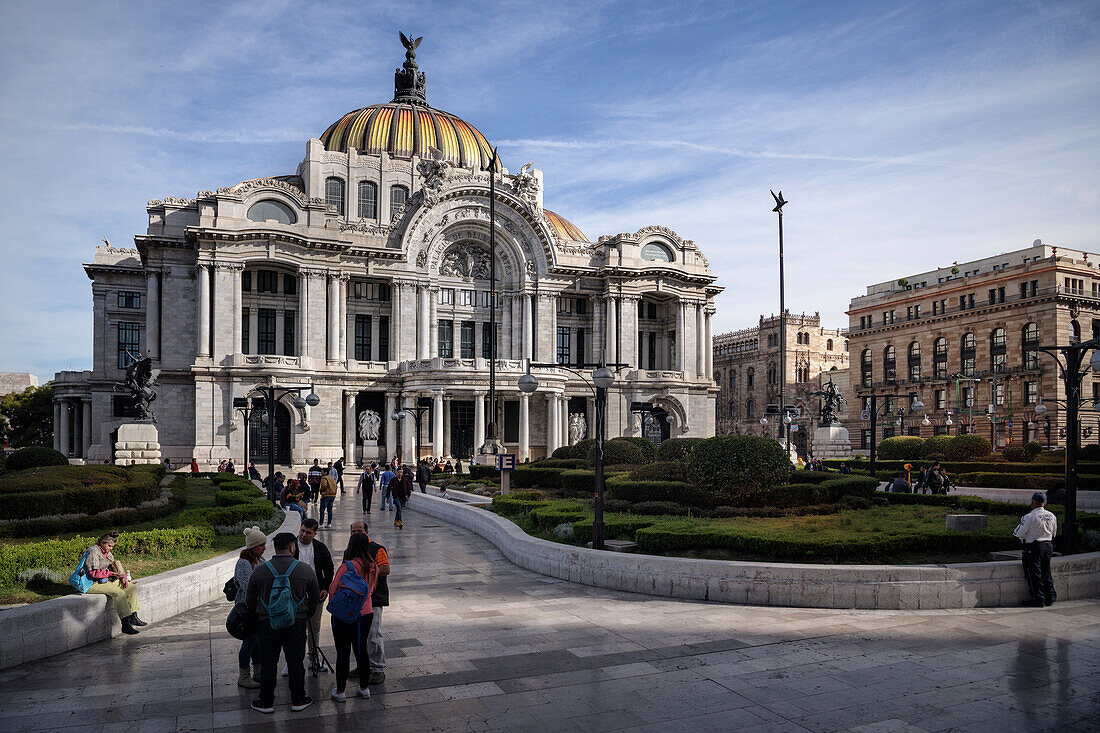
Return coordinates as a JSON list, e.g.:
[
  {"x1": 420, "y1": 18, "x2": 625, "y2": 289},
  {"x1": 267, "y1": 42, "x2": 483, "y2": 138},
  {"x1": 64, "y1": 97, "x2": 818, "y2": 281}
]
[{"x1": 244, "y1": 532, "x2": 320, "y2": 714}]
